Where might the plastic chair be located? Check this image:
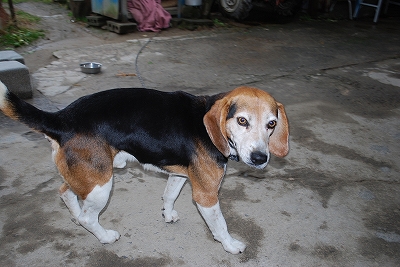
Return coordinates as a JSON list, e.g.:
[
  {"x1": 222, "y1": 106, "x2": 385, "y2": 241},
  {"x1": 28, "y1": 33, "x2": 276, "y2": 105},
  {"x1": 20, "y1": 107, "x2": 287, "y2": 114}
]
[{"x1": 353, "y1": 0, "x2": 384, "y2": 22}]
